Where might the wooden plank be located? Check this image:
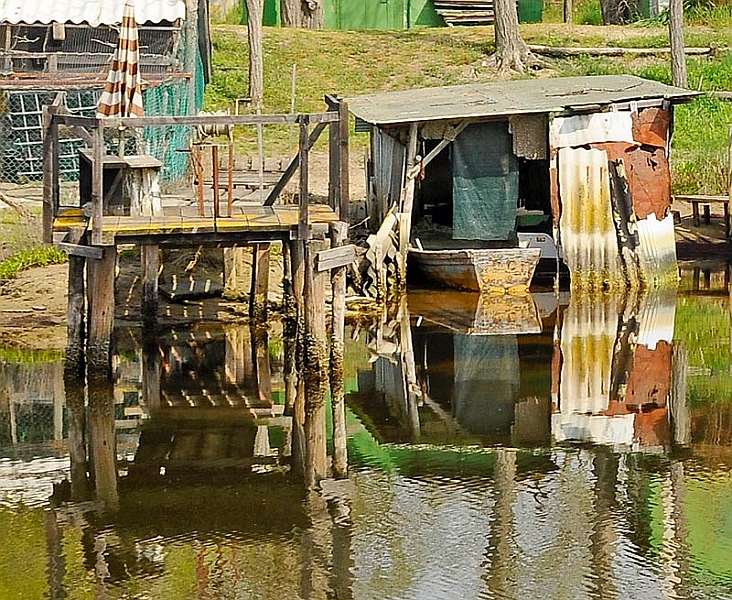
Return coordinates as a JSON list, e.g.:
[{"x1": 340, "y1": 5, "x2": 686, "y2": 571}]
[
  {"x1": 315, "y1": 244, "x2": 356, "y2": 272},
  {"x1": 55, "y1": 114, "x2": 97, "y2": 128},
  {"x1": 58, "y1": 242, "x2": 103, "y2": 259},
  {"x1": 100, "y1": 112, "x2": 339, "y2": 129}
]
